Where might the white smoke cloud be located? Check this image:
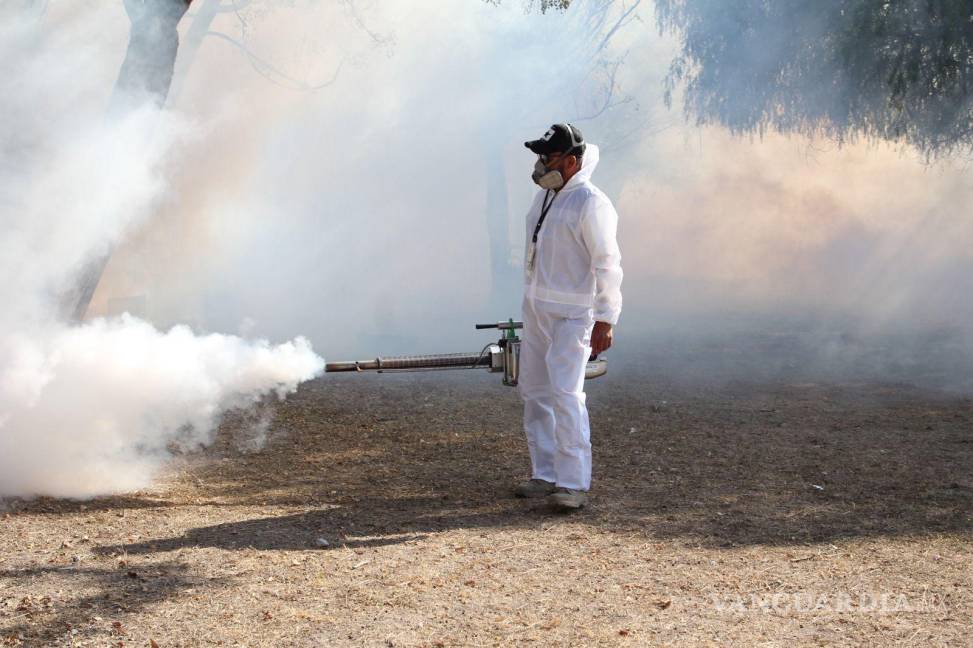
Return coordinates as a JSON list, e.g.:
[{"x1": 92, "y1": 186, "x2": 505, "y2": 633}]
[
  {"x1": 0, "y1": 317, "x2": 322, "y2": 498},
  {"x1": 0, "y1": 6, "x2": 324, "y2": 498},
  {"x1": 48, "y1": 0, "x2": 973, "y2": 385}
]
